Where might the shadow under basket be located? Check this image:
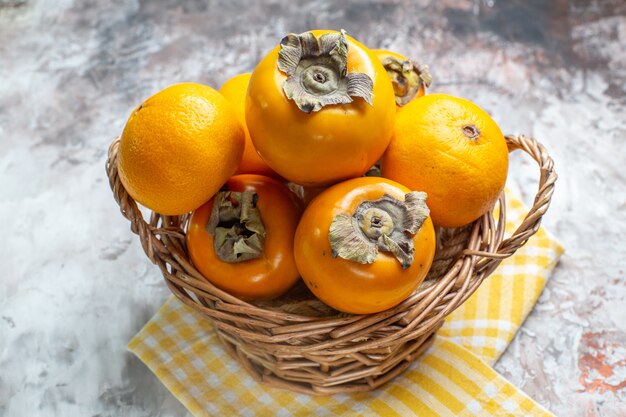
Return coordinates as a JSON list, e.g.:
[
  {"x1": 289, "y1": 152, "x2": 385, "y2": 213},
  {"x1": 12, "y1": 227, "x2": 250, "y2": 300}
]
[{"x1": 106, "y1": 134, "x2": 556, "y2": 395}]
